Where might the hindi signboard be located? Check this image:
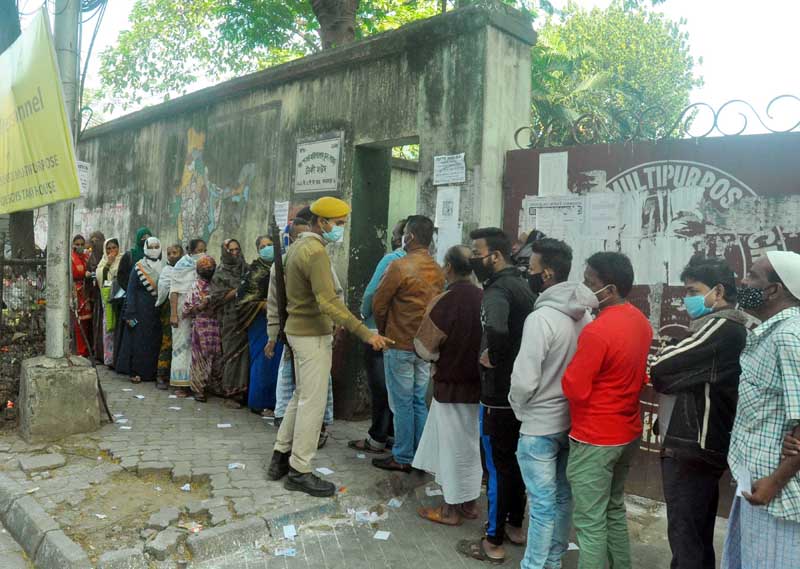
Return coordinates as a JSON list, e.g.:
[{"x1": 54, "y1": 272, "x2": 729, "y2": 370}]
[
  {"x1": 433, "y1": 153, "x2": 466, "y2": 186},
  {"x1": 294, "y1": 133, "x2": 343, "y2": 194},
  {"x1": 0, "y1": 9, "x2": 81, "y2": 214}
]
